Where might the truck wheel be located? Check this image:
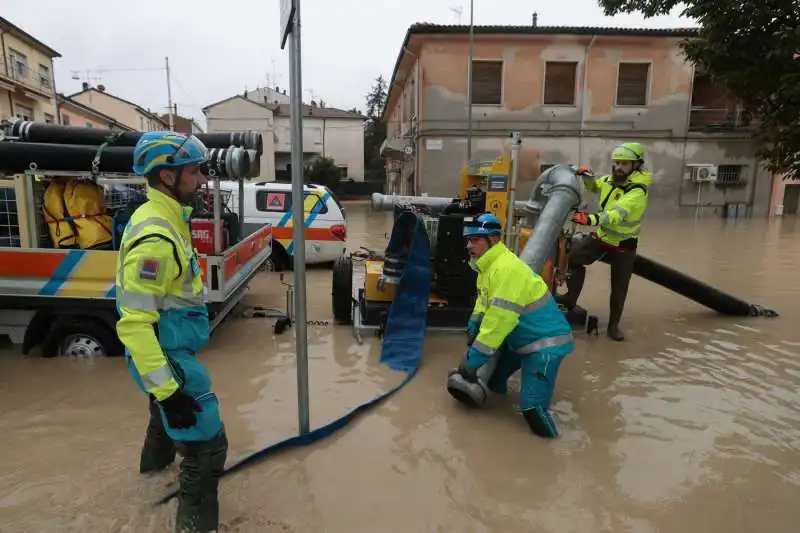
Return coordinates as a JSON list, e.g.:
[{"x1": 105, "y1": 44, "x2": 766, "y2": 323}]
[
  {"x1": 41, "y1": 317, "x2": 124, "y2": 358},
  {"x1": 265, "y1": 242, "x2": 291, "y2": 272},
  {"x1": 331, "y1": 254, "x2": 353, "y2": 325}
]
